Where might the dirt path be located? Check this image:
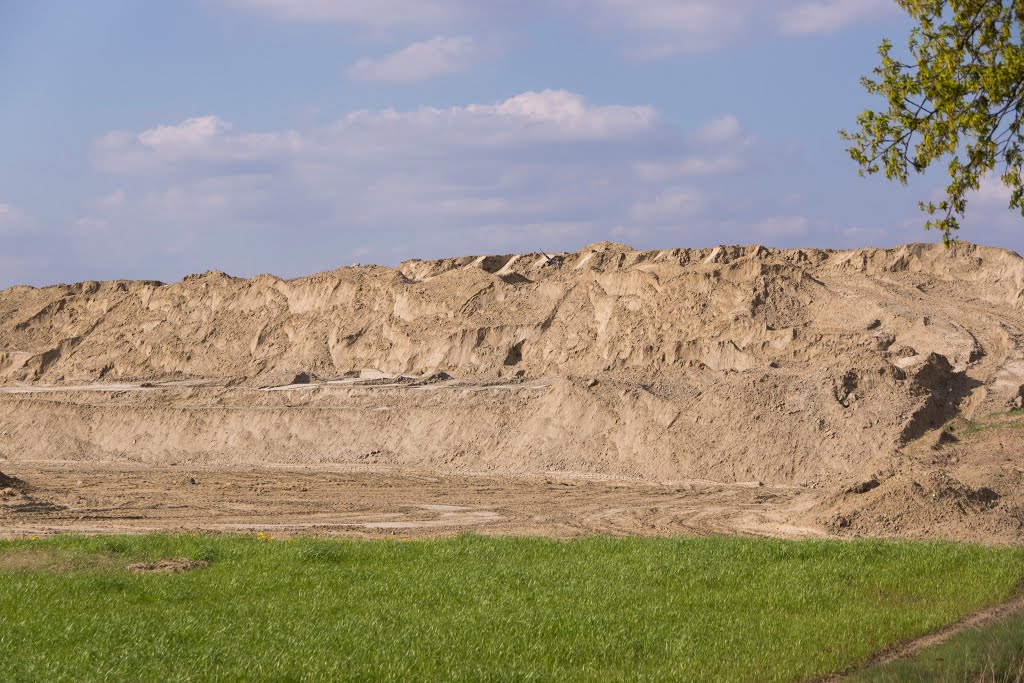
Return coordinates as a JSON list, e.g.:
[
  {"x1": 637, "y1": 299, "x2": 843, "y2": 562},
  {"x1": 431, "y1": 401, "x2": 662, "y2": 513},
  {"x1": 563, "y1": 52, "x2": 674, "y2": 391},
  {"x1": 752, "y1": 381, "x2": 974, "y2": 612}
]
[
  {"x1": 822, "y1": 592, "x2": 1024, "y2": 681},
  {"x1": 0, "y1": 461, "x2": 822, "y2": 539}
]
